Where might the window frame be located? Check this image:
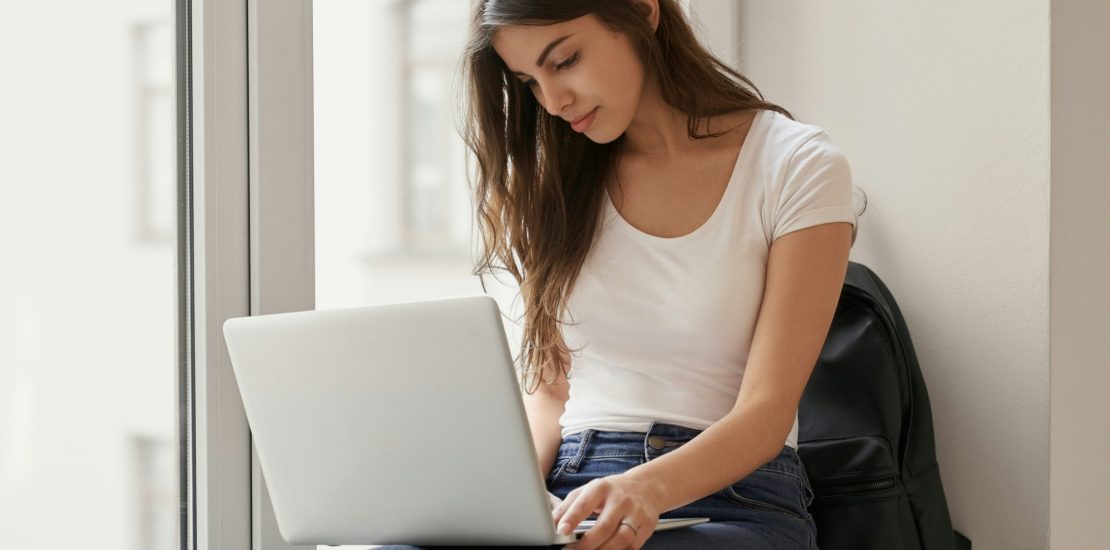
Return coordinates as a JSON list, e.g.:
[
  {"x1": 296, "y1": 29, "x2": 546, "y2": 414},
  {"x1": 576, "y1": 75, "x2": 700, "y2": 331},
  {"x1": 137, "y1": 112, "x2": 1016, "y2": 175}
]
[
  {"x1": 246, "y1": 0, "x2": 315, "y2": 545},
  {"x1": 191, "y1": 0, "x2": 314, "y2": 548},
  {"x1": 188, "y1": 0, "x2": 254, "y2": 548}
]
